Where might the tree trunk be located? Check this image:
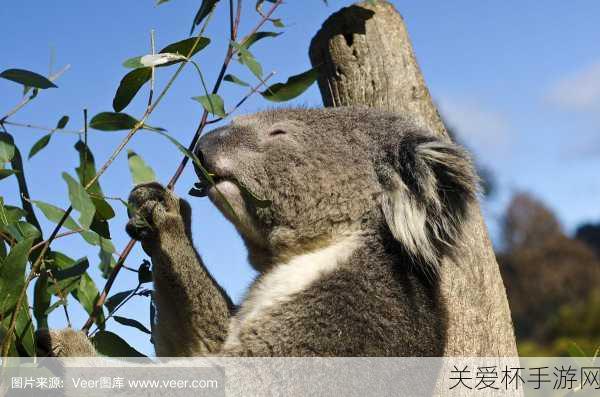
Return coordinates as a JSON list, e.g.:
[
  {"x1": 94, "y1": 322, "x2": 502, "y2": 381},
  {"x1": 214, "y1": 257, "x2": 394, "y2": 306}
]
[{"x1": 309, "y1": 0, "x2": 518, "y2": 357}]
